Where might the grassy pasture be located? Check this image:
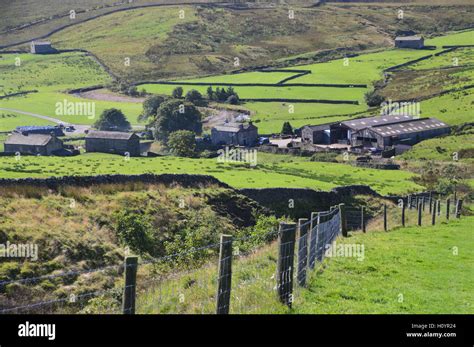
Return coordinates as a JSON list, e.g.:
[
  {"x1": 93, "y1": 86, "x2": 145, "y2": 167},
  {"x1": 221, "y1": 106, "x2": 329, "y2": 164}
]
[
  {"x1": 399, "y1": 134, "x2": 474, "y2": 162},
  {"x1": 426, "y1": 29, "x2": 474, "y2": 47},
  {"x1": 141, "y1": 83, "x2": 365, "y2": 102},
  {"x1": 0, "y1": 112, "x2": 55, "y2": 132},
  {"x1": 295, "y1": 216, "x2": 474, "y2": 314},
  {"x1": 0, "y1": 91, "x2": 142, "y2": 125},
  {"x1": 0, "y1": 52, "x2": 142, "y2": 125},
  {"x1": 408, "y1": 48, "x2": 474, "y2": 70},
  {"x1": 420, "y1": 88, "x2": 474, "y2": 125},
  {"x1": 0, "y1": 52, "x2": 112, "y2": 93},
  {"x1": 0, "y1": 152, "x2": 422, "y2": 195}
]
